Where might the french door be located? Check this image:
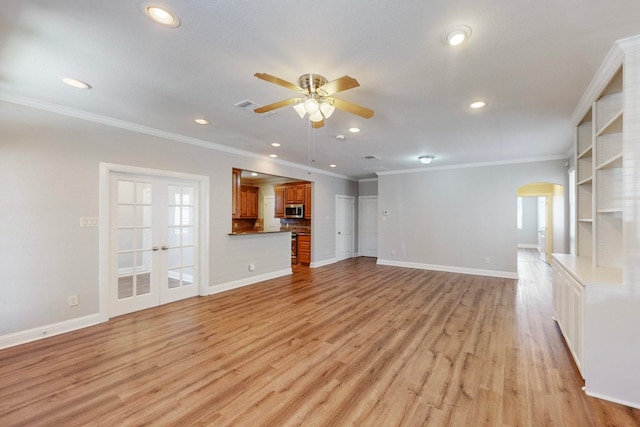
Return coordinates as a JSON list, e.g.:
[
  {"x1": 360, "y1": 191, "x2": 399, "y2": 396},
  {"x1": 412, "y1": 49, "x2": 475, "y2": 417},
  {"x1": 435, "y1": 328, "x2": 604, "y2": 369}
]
[{"x1": 109, "y1": 173, "x2": 200, "y2": 317}]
